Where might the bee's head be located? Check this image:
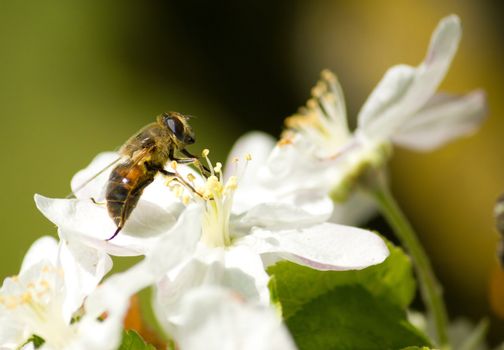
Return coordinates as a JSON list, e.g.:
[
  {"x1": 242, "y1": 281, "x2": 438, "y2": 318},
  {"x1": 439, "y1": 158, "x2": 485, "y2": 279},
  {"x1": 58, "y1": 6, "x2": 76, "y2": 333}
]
[{"x1": 159, "y1": 112, "x2": 195, "y2": 145}]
